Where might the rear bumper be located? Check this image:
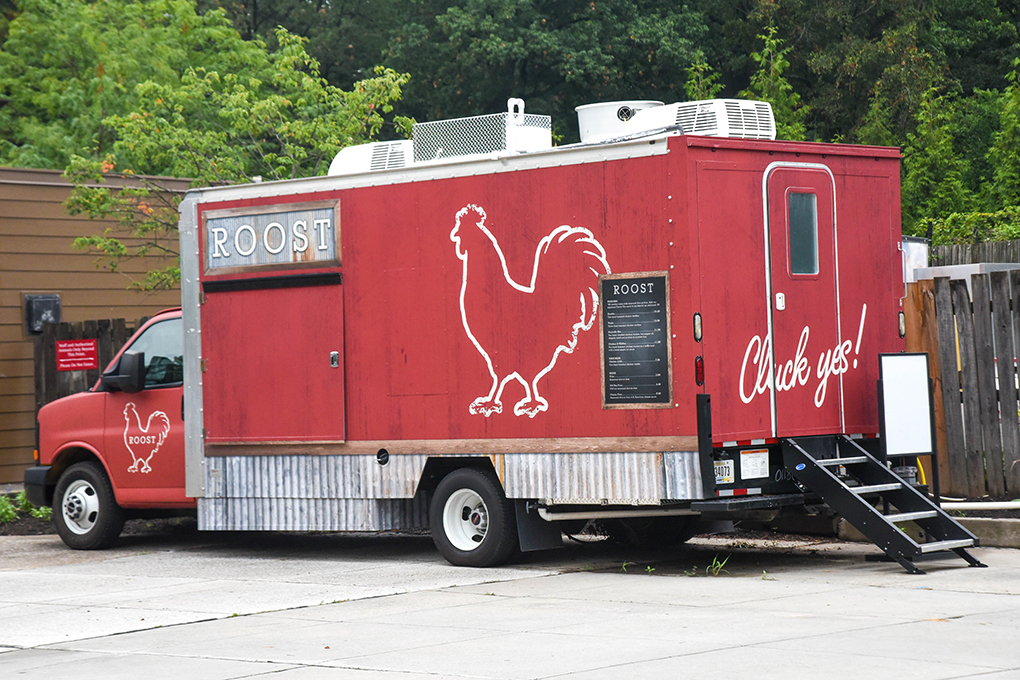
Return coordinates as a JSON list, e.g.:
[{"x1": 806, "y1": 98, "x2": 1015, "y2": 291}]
[{"x1": 23, "y1": 466, "x2": 52, "y2": 508}]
